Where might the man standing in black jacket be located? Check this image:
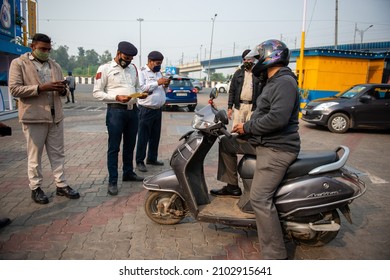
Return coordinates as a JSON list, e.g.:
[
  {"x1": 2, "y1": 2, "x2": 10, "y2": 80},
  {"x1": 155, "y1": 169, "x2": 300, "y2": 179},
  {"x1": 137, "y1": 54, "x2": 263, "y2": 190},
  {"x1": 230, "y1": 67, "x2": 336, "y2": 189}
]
[
  {"x1": 210, "y1": 39, "x2": 301, "y2": 259},
  {"x1": 227, "y1": 49, "x2": 262, "y2": 128}
]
